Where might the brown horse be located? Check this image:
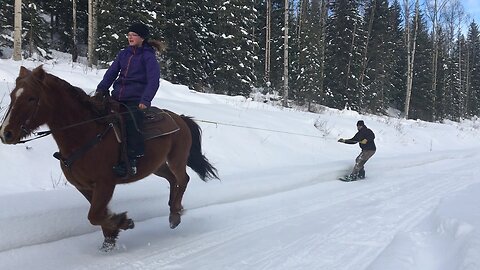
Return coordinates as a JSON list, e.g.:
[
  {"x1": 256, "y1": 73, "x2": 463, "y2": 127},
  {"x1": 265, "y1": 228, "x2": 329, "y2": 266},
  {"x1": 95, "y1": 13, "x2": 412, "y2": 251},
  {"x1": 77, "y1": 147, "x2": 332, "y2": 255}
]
[{"x1": 0, "y1": 65, "x2": 218, "y2": 251}]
